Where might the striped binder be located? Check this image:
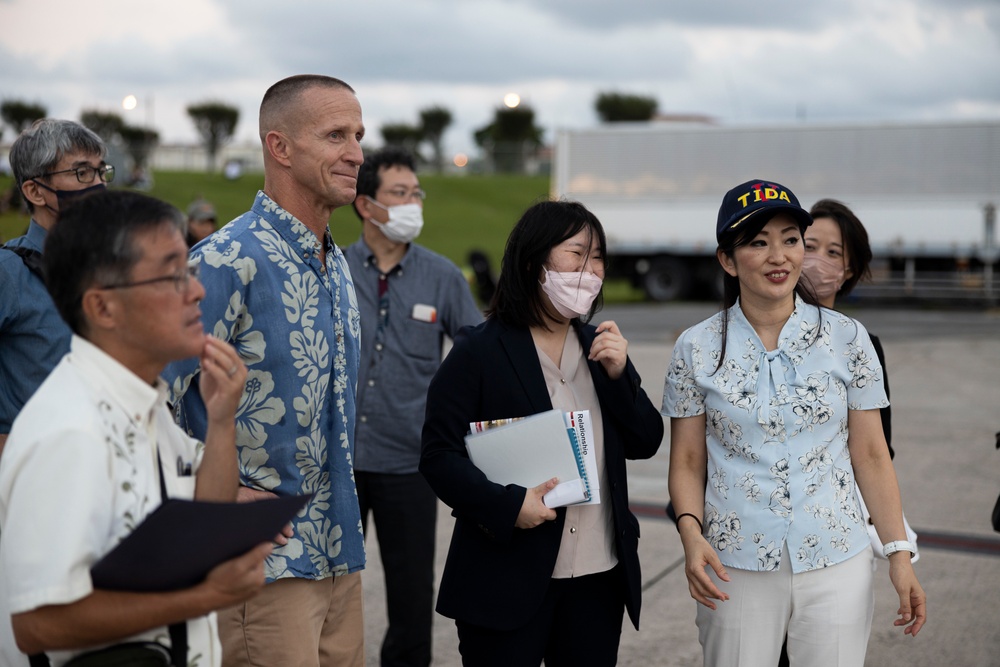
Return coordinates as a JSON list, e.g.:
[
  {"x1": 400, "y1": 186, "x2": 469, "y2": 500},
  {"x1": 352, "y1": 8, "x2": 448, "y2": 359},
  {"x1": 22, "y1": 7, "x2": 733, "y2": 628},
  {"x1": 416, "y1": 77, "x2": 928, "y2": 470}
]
[{"x1": 566, "y1": 410, "x2": 601, "y2": 506}]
